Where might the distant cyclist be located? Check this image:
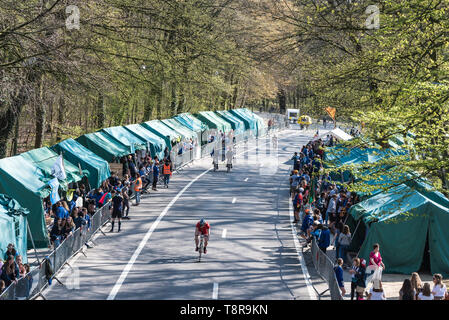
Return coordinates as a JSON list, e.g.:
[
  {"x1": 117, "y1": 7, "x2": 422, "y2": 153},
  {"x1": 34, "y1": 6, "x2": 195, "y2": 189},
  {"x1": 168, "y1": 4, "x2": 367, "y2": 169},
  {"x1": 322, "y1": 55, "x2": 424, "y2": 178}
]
[{"x1": 195, "y1": 218, "x2": 210, "y2": 254}]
